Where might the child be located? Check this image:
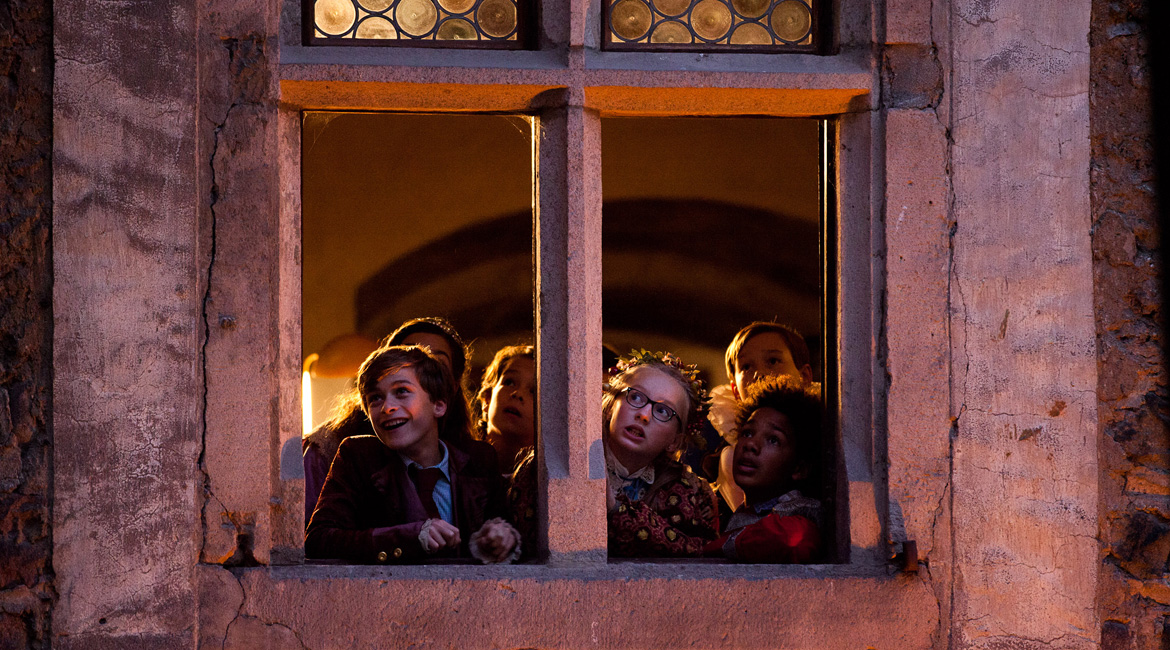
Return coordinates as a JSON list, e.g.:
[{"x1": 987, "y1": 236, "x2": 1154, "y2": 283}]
[
  {"x1": 305, "y1": 345, "x2": 520, "y2": 564},
  {"x1": 704, "y1": 375, "x2": 823, "y2": 563},
  {"x1": 303, "y1": 317, "x2": 472, "y2": 526},
  {"x1": 604, "y1": 350, "x2": 719, "y2": 558},
  {"x1": 476, "y1": 345, "x2": 536, "y2": 475},
  {"x1": 705, "y1": 321, "x2": 814, "y2": 526}
]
